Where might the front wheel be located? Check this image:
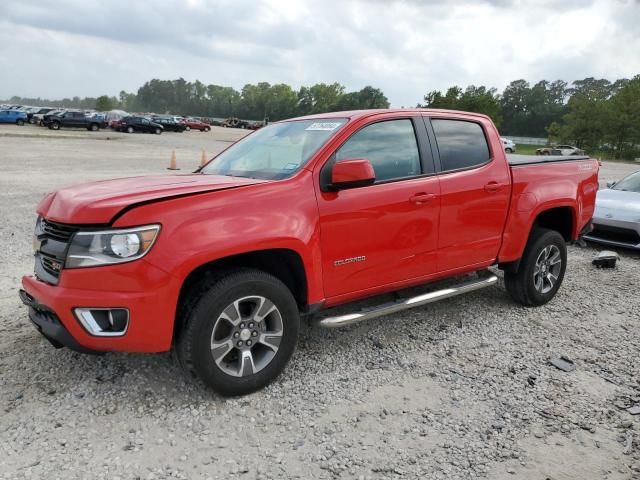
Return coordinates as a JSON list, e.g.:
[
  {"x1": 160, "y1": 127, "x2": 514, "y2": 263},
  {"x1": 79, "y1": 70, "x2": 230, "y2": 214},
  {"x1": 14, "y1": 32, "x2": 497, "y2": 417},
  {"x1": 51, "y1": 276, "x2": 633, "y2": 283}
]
[
  {"x1": 127, "y1": 126, "x2": 134, "y2": 134},
  {"x1": 505, "y1": 147, "x2": 513, "y2": 153},
  {"x1": 51, "y1": 121, "x2": 60, "y2": 130},
  {"x1": 17, "y1": 119, "x2": 25, "y2": 126},
  {"x1": 154, "y1": 128, "x2": 162, "y2": 135},
  {"x1": 176, "y1": 269, "x2": 299, "y2": 396},
  {"x1": 203, "y1": 127, "x2": 210, "y2": 132},
  {"x1": 89, "y1": 123, "x2": 98, "y2": 131},
  {"x1": 185, "y1": 126, "x2": 191, "y2": 131},
  {"x1": 504, "y1": 228, "x2": 567, "y2": 306}
]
